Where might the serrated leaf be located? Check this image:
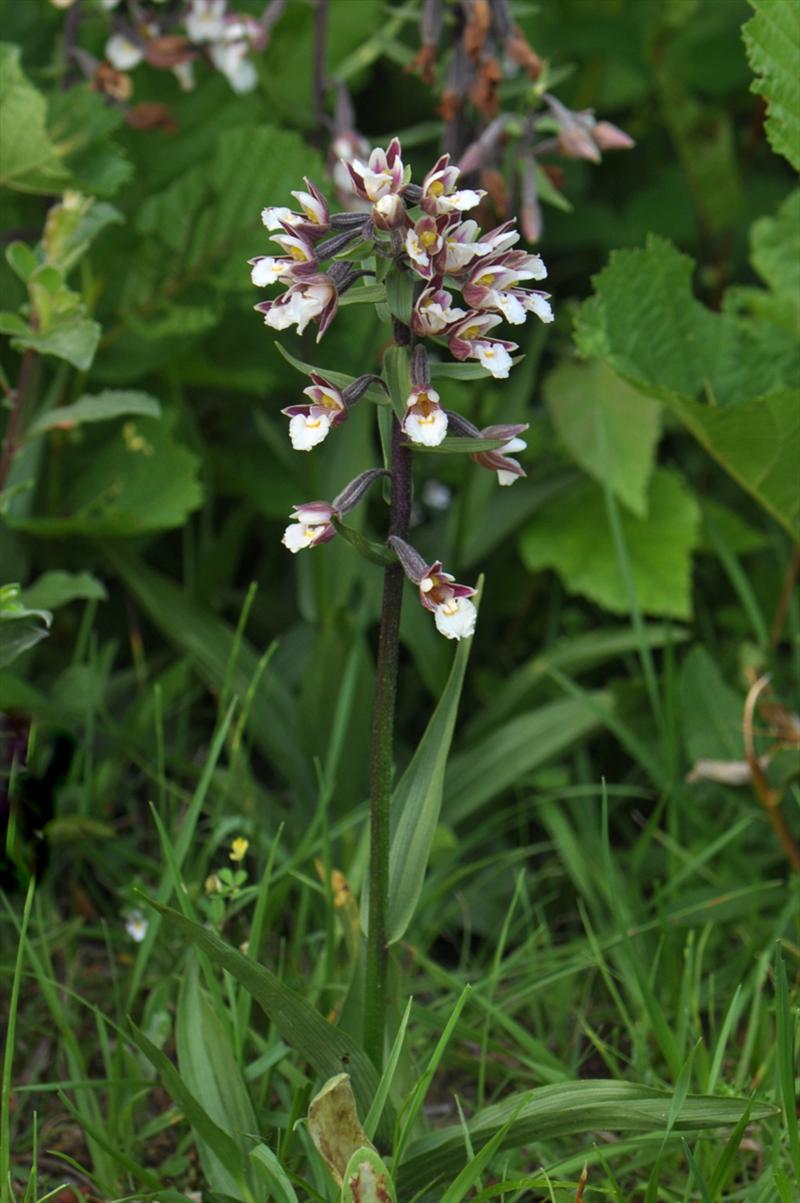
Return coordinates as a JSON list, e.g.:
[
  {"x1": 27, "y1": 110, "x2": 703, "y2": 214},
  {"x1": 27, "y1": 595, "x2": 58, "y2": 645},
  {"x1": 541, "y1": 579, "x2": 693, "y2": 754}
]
[
  {"x1": 396, "y1": 1080, "x2": 777, "y2": 1197},
  {"x1": 574, "y1": 235, "x2": 800, "y2": 534},
  {"x1": 9, "y1": 412, "x2": 202, "y2": 536},
  {"x1": 0, "y1": 43, "x2": 72, "y2": 194},
  {"x1": 28, "y1": 390, "x2": 161, "y2": 437},
  {"x1": 520, "y1": 470, "x2": 699, "y2": 618},
  {"x1": 743, "y1": 0, "x2": 800, "y2": 171},
  {"x1": 750, "y1": 188, "x2": 800, "y2": 331},
  {"x1": 126, "y1": 125, "x2": 325, "y2": 327},
  {"x1": 545, "y1": 360, "x2": 661, "y2": 517}
]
